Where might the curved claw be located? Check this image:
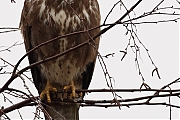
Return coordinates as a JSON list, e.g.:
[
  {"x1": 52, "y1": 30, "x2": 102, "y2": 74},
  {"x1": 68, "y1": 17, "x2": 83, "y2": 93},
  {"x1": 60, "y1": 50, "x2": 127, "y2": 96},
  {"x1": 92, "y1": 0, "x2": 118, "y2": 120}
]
[
  {"x1": 40, "y1": 80, "x2": 57, "y2": 103},
  {"x1": 63, "y1": 81, "x2": 76, "y2": 99}
]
